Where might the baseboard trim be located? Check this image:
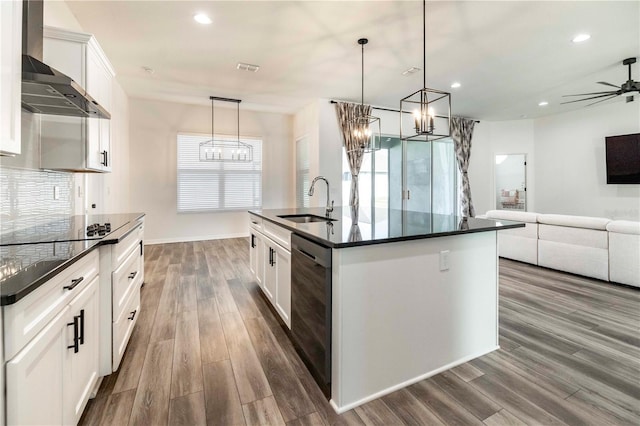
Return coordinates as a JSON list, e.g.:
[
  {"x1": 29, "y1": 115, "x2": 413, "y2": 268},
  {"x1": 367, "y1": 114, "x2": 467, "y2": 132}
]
[
  {"x1": 329, "y1": 345, "x2": 500, "y2": 414},
  {"x1": 145, "y1": 233, "x2": 248, "y2": 245}
]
